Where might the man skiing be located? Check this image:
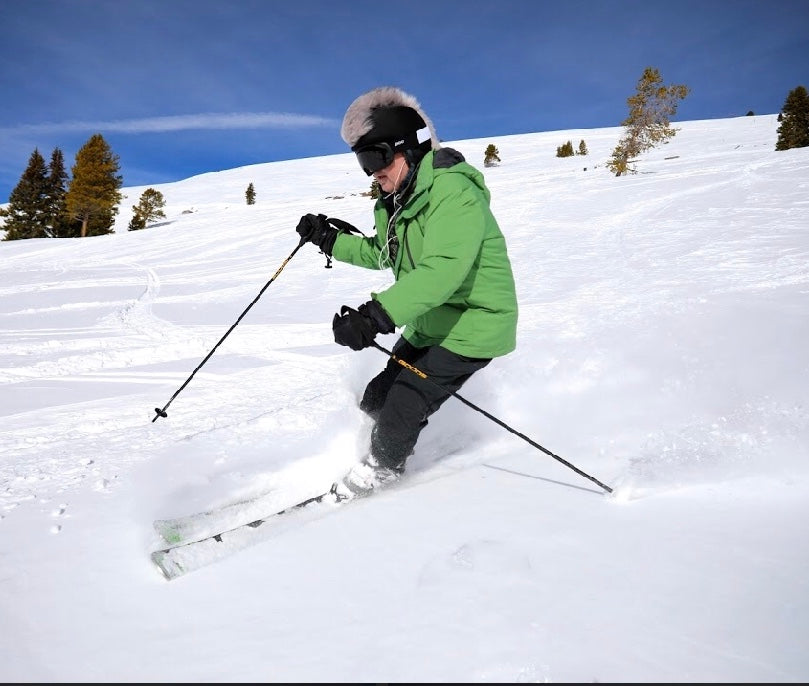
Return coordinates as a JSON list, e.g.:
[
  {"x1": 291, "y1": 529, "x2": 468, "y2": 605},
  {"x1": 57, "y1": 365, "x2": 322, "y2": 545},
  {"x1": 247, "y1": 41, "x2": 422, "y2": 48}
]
[{"x1": 296, "y1": 86, "x2": 518, "y2": 499}]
